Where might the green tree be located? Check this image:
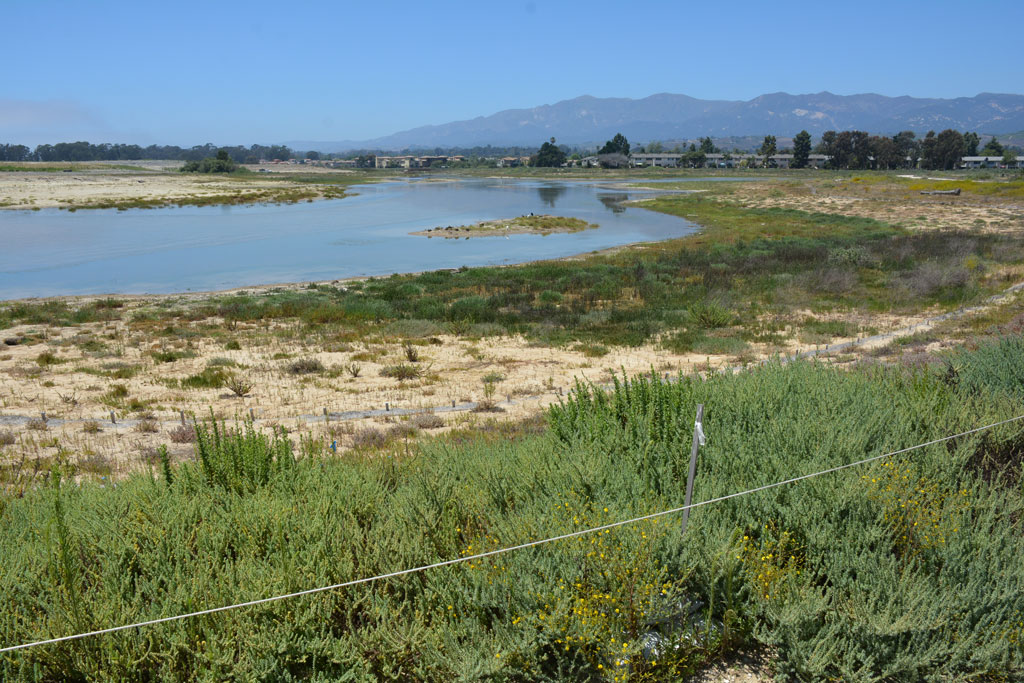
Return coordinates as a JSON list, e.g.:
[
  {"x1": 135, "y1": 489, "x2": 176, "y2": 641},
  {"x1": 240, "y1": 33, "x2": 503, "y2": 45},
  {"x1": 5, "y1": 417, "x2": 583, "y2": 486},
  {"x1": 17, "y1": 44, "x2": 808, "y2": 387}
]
[
  {"x1": 893, "y1": 131, "x2": 919, "y2": 168},
  {"x1": 792, "y1": 130, "x2": 812, "y2": 168},
  {"x1": 932, "y1": 129, "x2": 966, "y2": 170},
  {"x1": 598, "y1": 133, "x2": 630, "y2": 156},
  {"x1": 699, "y1": 136, "x2": 717, "y2": 154},
  {"x1": 532, "y1": 138, "x2": 566, "y2": 167},
  {"x1": 870, "y1": 136, "x2": 901, "y2": 170},
  {"x1": 850, "y1": 131, "x2": 872, "y2": 169},
  {"x1": 180, "y1": 149, "x2": 237, "y2": 173},
  {"x1": 920, "y1": 131, "x2": 938, "y2": 169},
  {"x1": 758, "y1": 135, "x2": 777, "y2": 167},
  {"x1": 981, "y1": 137, "x2": 1005, "y2": 156},
  {"x1": 964, "y1": 132, "x2": 980, "y2": 156},
  {"x1": 1003, "y1": 148, "x2": 1018, "y2": 167}
]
